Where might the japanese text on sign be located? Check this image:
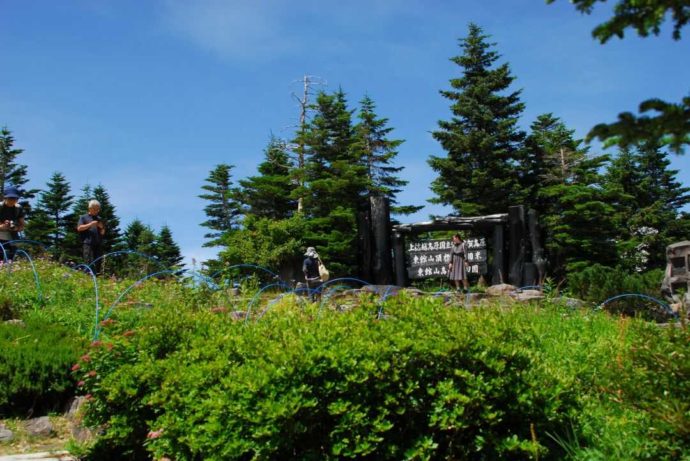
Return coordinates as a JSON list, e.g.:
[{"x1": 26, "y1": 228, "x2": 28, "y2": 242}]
[{"x1": 407, "y1": 238, "x2": 487, "y2": 279}]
